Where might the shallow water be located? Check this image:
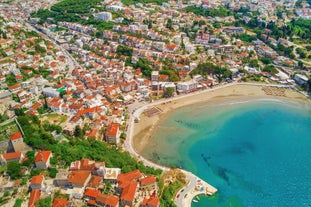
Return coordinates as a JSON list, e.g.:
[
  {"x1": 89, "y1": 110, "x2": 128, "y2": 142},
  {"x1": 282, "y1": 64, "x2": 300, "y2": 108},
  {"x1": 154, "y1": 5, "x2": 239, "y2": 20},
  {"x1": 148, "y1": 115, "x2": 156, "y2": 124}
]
[{"x1": 141, "y1": 99, "x2": 311, "y2": 207}]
